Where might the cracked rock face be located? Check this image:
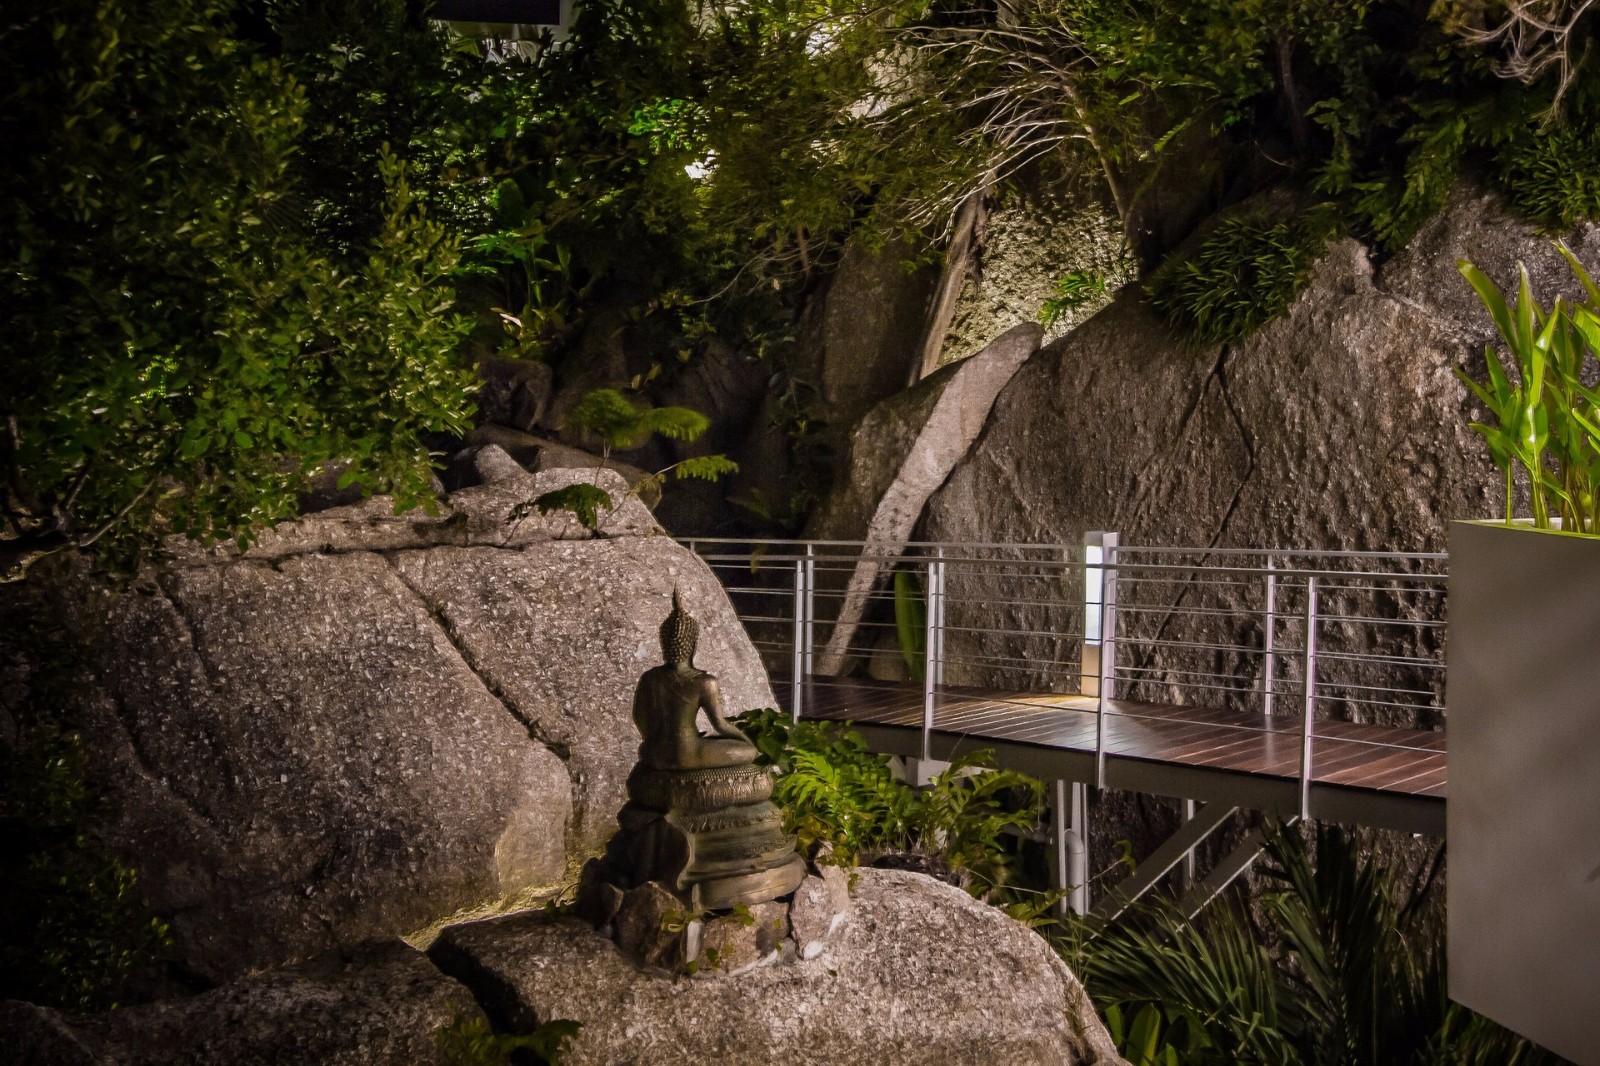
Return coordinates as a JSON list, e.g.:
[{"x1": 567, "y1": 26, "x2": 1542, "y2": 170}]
[
  {"x1": 1, "y1": 940, "x2": 478, "y2": 1066},
  {"x1": 0, "y1": 452, "x2": 775, "y2": 983},
  {"x1": 429, "y1": 868, "x2": 1128, "y2": 1066}
]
